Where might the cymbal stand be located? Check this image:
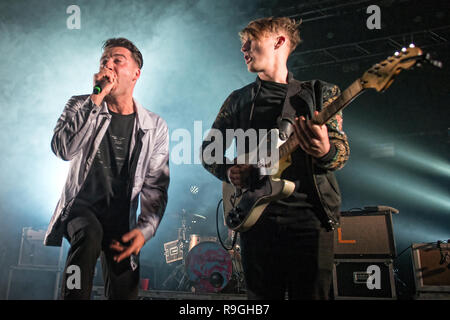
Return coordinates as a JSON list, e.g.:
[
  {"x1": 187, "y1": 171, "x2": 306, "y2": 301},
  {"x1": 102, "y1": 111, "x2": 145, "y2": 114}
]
[{"x1": 162, "y1": 210, "x2": 191, "y2": 291}]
